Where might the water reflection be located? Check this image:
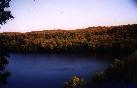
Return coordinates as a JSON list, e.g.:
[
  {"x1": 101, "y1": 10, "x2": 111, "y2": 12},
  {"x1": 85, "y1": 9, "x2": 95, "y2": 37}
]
[
  {"x1": 0, "y1": 52, "x2": 11, "y2": 87},
  {"x1": 4, "y1": 53, "x2": 109, "y2": 88}
]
